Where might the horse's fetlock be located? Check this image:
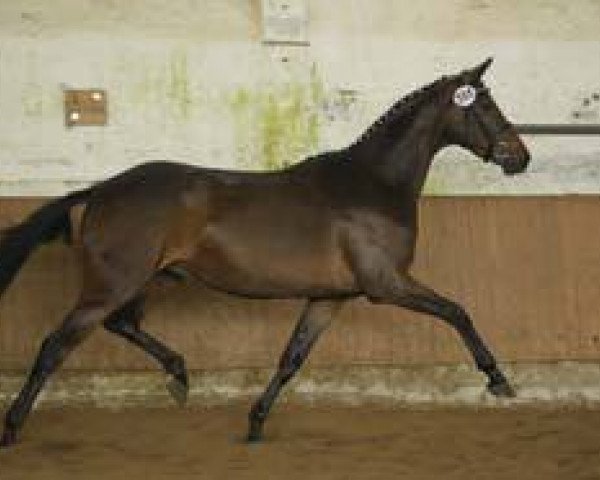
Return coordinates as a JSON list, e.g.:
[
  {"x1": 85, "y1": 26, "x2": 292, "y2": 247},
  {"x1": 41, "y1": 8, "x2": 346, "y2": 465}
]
[
  {"x1": 484, "y1": 365, "x2": 504, "y2": 381},
  {"x1": 249, "y1": 403, "x2": 267, "y2": 422},
  {"x1": 166, "y1": 354, "x2": 187, "y2": 377}
]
